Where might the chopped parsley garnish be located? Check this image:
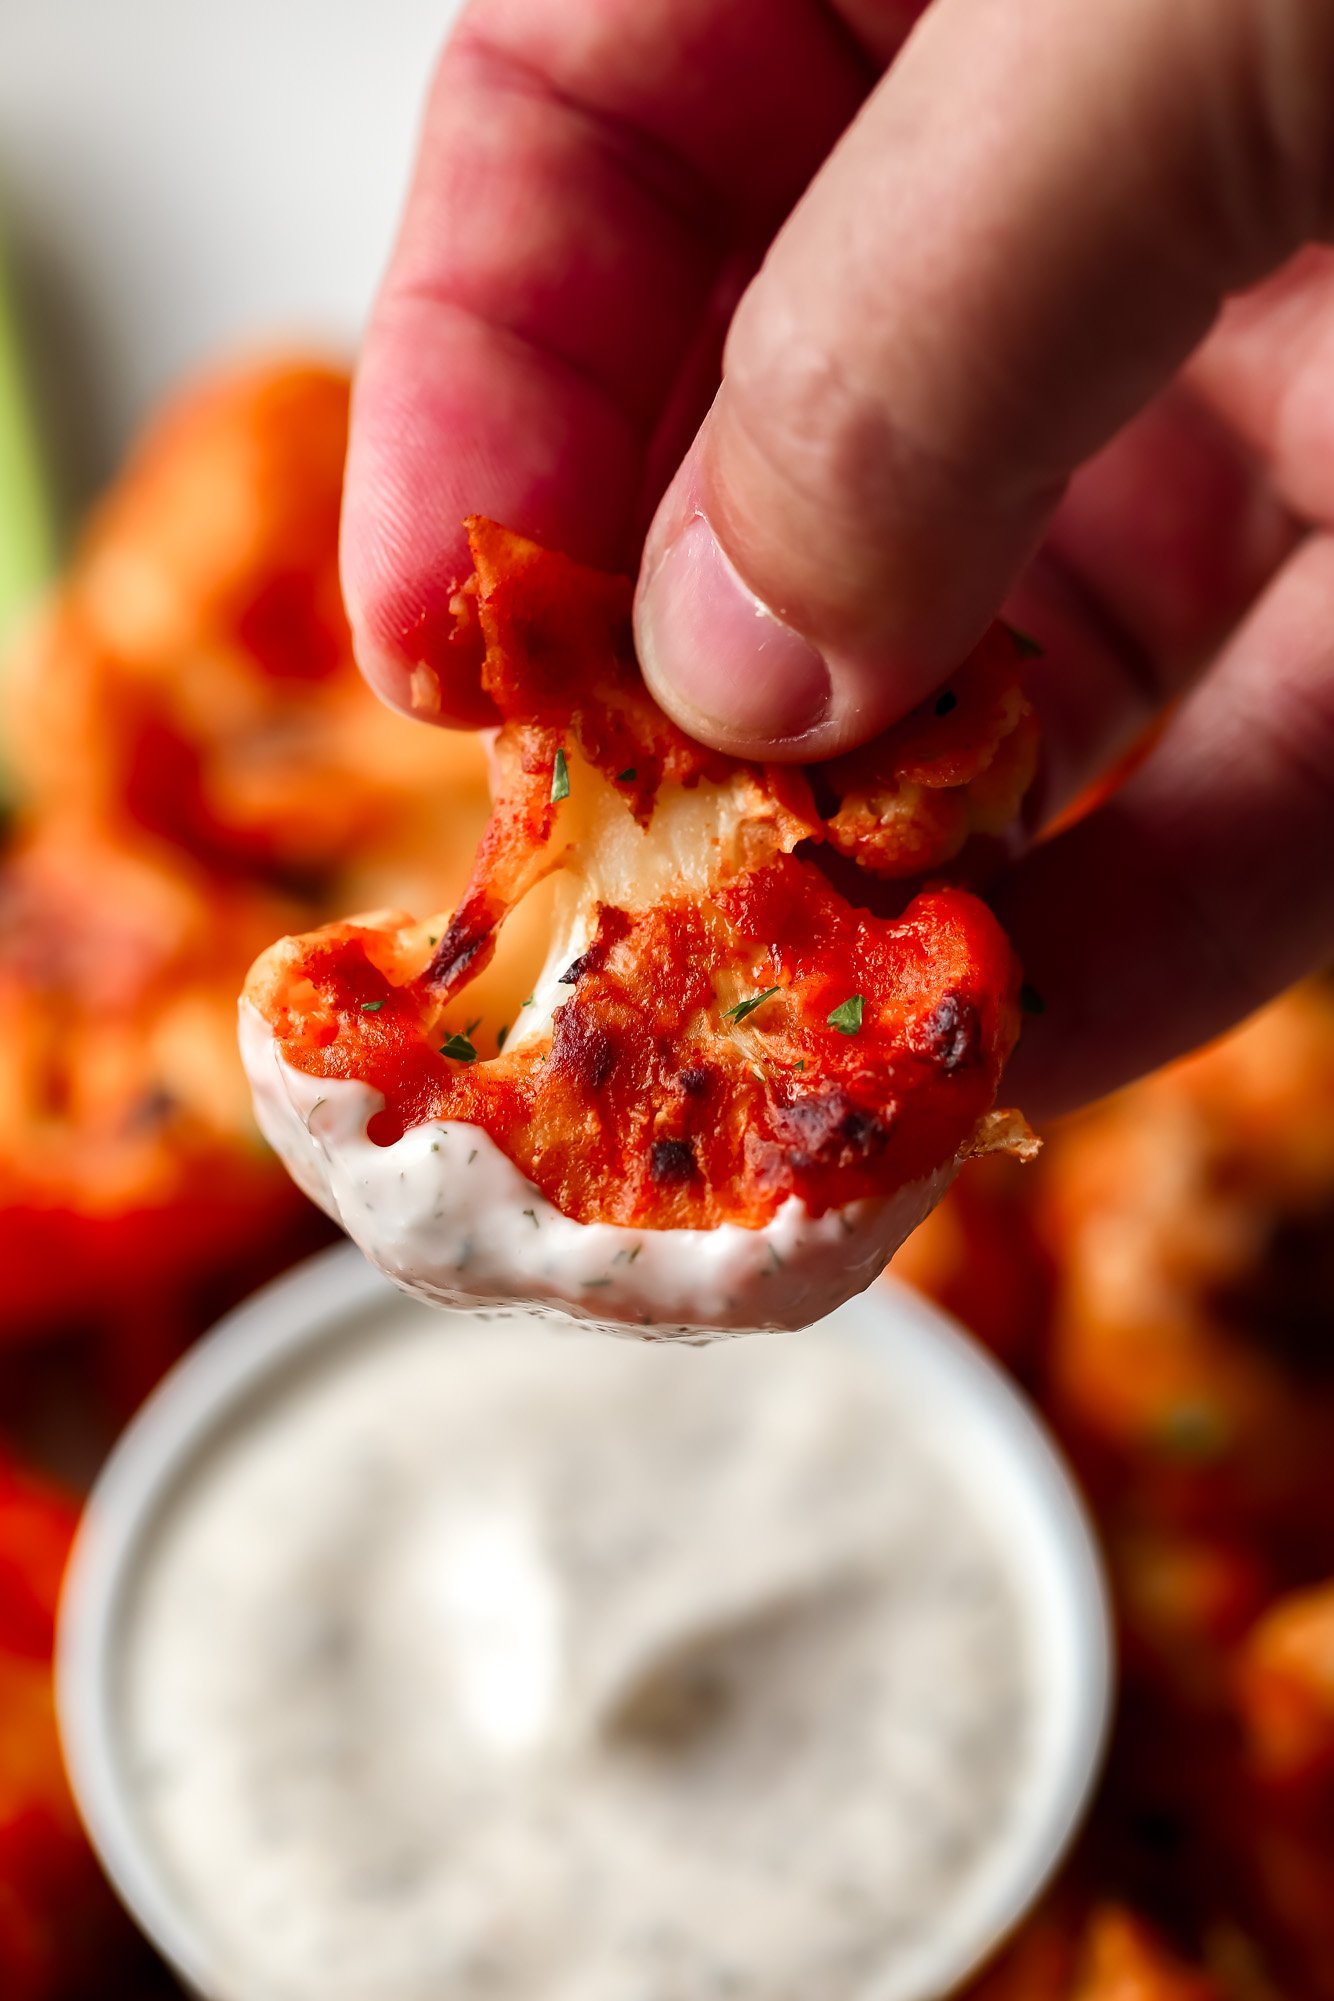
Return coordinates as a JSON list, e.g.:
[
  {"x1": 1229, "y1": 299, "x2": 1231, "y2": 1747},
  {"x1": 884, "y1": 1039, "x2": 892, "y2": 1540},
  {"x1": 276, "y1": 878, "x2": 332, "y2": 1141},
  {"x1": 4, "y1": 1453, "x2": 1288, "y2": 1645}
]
[
  {"x1": 550, "y1": 747, "x2": 570, "y2": 803},
  {"x1": 1156, "y1": 1403, "x2": 1231, "y2": 1463},
  {"x1": 616, "y1": 767, "x2": 637, "y2": 783},
  {"x1": 1019, "y1": 982, "x2": 1046, "y2": 1017},
  {"x1": 933, "y1": 689, "x2": 957, "y2": 717},
  {"x1": 496, "y1": 1023, "x2": 509, "y2": 1052},
  {"x1": 360, "y1": 999, "x2": 385, "y2": 1012},
  {"x1": 722, "y1": 985, "x2": 781, "y2": 1025},
  {"x1": 439, "y1": 1032, "x2": 478, "y2": 1064},
  {"x1": 1009, "y1": 626, "x2": 1044, "y2": 659},
  {"x1": 521, "y1": 993, "x2": 535, "y2": 1009},
  {"x1": 464, "y1": 1016, "x2": 482, "y2": 1036},
  {"x1": 827, "y1": 994, "x2": 865, "y2": 1035},
  {"x1": 427, "y1": 934, "x2": 438, "y2": 946},
  {"x1": 792, "y1": 1058, "x2": 806, "y2": 1073}
]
